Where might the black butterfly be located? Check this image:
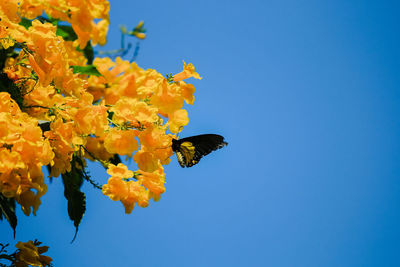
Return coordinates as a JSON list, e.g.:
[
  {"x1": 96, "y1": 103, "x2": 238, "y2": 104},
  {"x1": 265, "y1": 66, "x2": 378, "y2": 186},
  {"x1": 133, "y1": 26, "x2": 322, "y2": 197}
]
[{"x1": 172, "y1": 134, "x2": 228, "y2": 168}]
